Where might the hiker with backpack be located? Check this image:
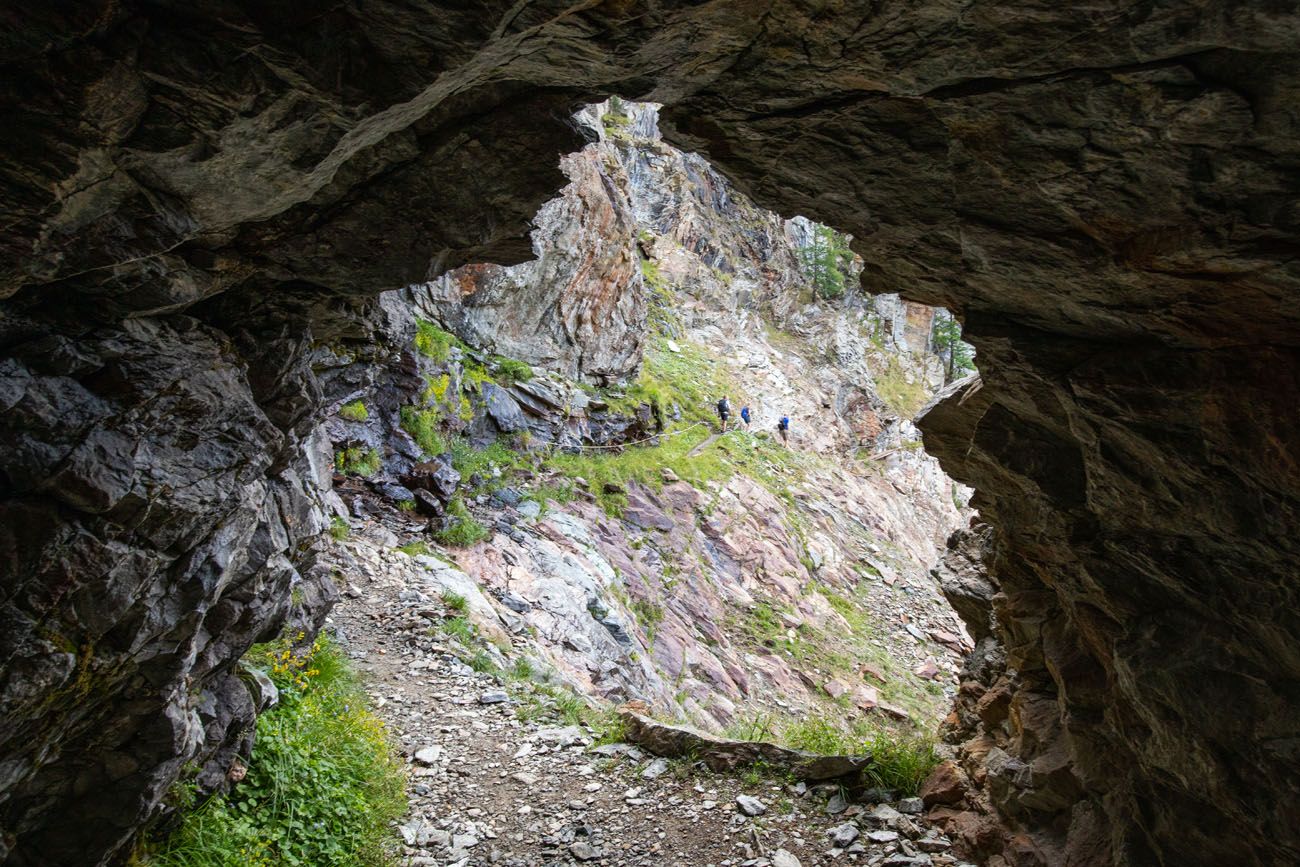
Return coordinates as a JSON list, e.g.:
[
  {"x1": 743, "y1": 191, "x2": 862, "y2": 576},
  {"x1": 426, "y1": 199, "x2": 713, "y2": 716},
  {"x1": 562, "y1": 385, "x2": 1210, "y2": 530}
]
[
  {"x1": 778, "y1": 414, "x2": 790, "y2": 445},
  {"x1": 740, "y1": 405, "x2": 751, "y2": 429},
  {"x1": 716, "y1": 395, "x2": 731, "y2": 432}
]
